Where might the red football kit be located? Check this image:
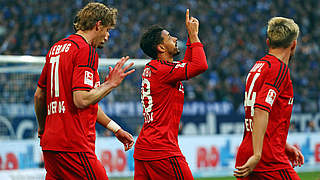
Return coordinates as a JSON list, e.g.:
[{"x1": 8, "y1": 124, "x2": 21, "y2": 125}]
[
  {"x1": 236, "y1": 54, "x2": 299, "y2": 179},
  {"x1": 38, "y1": 34, "x2": 107, "y2": 179},
  {"x1": 134, "y1": 40, "x2": 207, "y2": 179},
  {"x1": 38, "y1": 34, "x2": 99, "y2": 153}
]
